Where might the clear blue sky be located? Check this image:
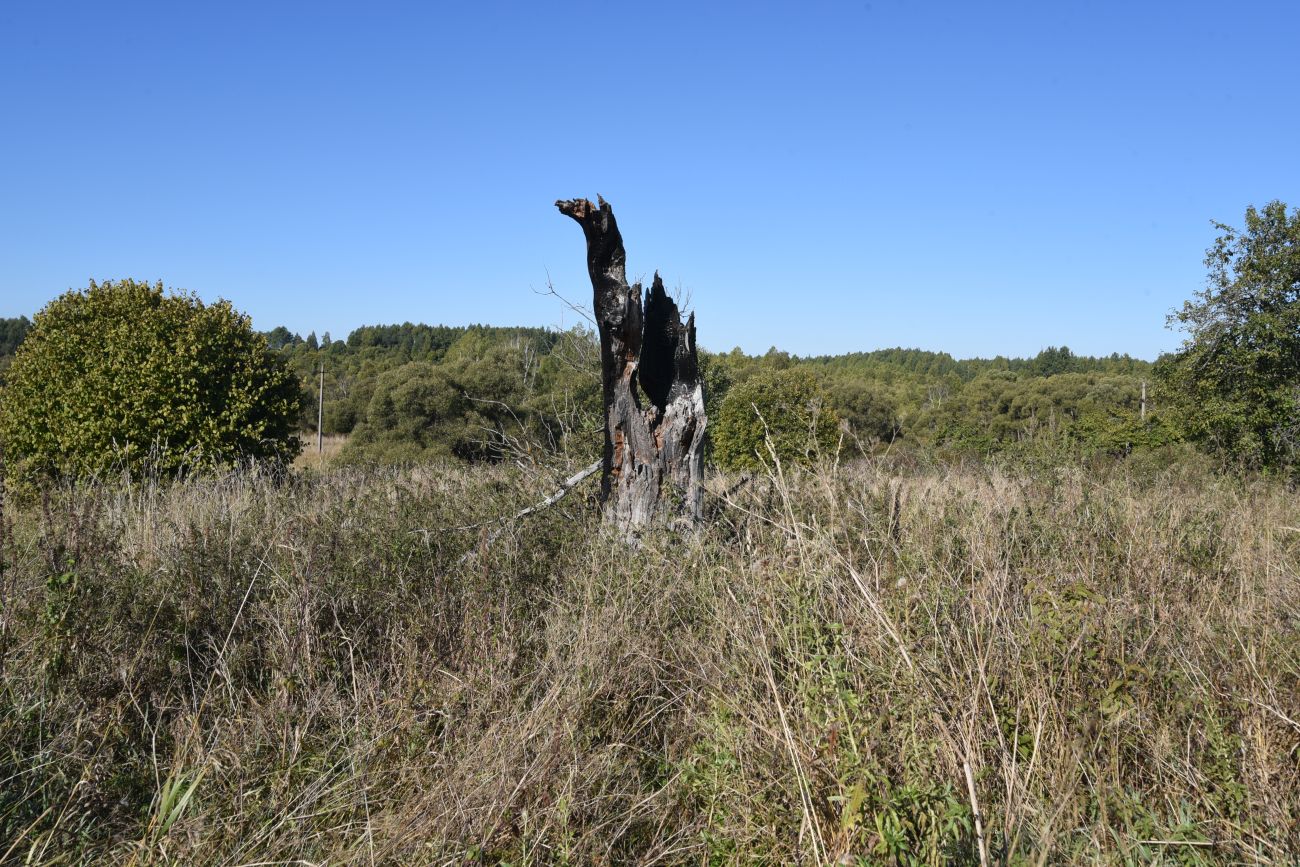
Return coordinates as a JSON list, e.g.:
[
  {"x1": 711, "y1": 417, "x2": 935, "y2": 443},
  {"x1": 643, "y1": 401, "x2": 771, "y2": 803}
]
[{"x1": 2, "y1": 1, "x2": 1296, "y2": 360}]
